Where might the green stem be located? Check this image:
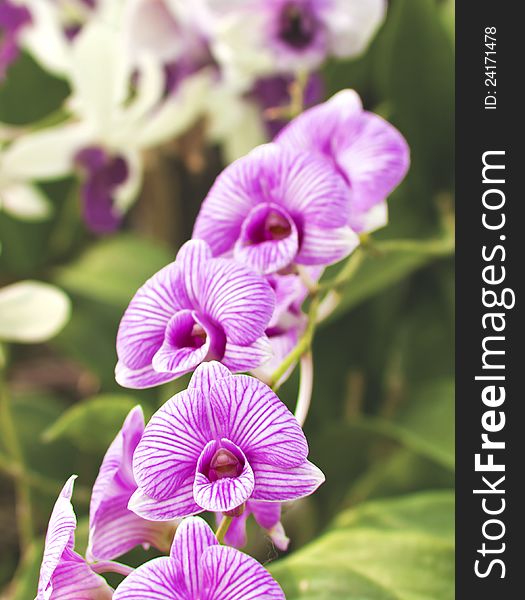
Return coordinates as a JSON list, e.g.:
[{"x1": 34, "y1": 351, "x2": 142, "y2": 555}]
[
  {"x1": 0, "y1": 374, "x2": 34, "y2": 554},
  {"x1": 216, "y1": 516, "x2": 233, "y2": 544},
  {"x1": 268, "y1": 296, "x2": 320, "y2": 390},
  {"x1": 318, "y1": 247, "x2": 365, "y2": 294}
]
